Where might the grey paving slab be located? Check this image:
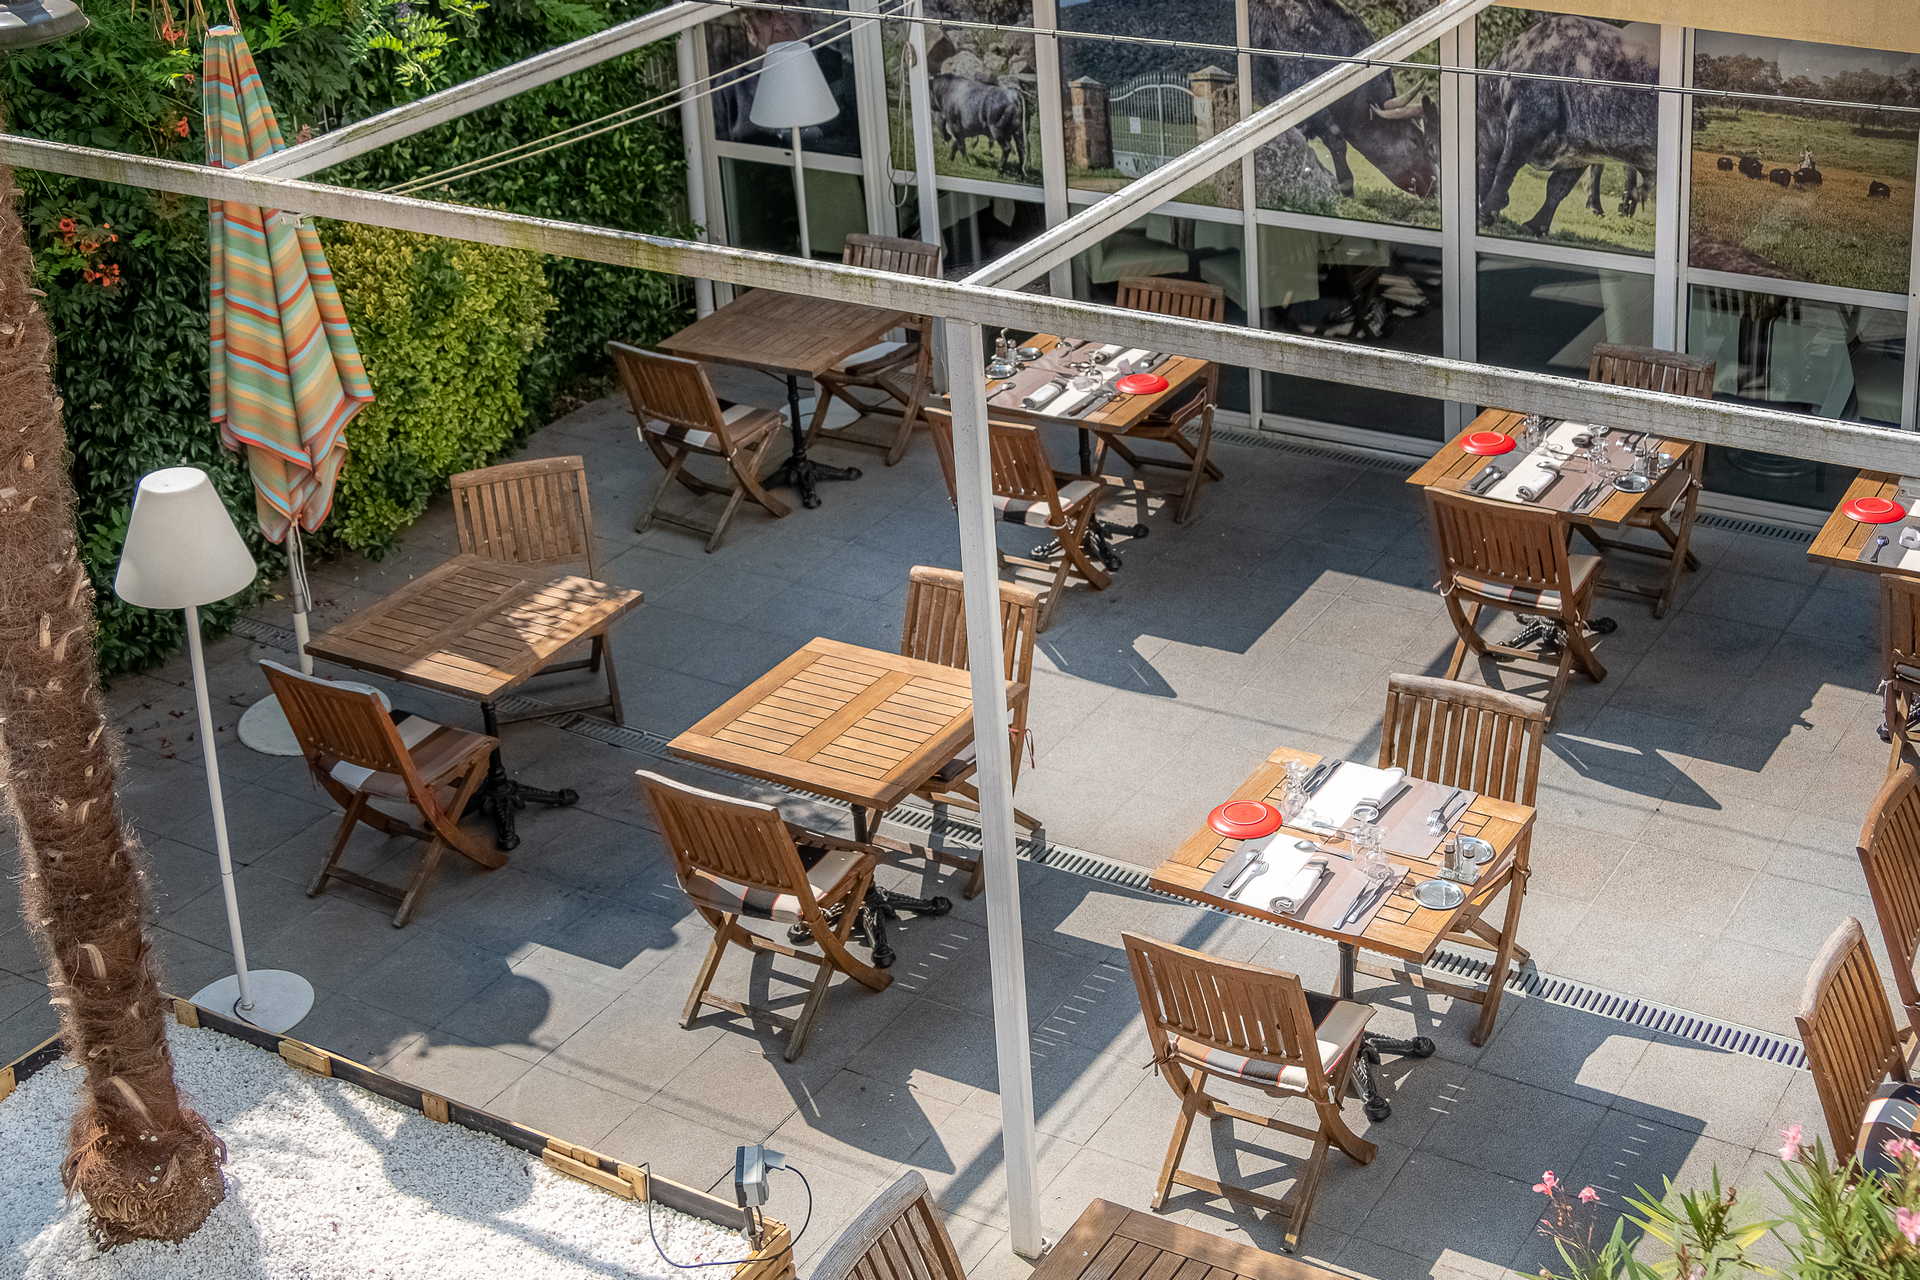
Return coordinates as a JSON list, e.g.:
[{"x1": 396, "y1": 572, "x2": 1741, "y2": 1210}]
[
  {"x1": 485, "y1": 1064, "x2": 645, "y2": 1150},
  {"x1": 440, "y1": 967, "x2": 622, "y2": 1064},
  {"x1": 1613, "y1": 1035, "x2": 1798, "y2": 1150}
]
